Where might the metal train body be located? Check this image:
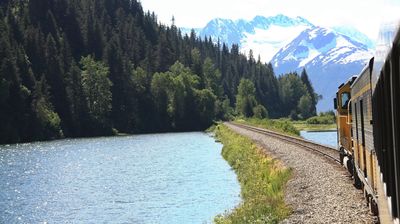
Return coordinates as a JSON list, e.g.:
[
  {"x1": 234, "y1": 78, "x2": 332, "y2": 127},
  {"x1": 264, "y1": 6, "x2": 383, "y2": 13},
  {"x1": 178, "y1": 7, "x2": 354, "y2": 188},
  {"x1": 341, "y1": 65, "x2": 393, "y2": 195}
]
[{"x1": 335, "y1": 22, "x2": 400, "y2": 223}]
